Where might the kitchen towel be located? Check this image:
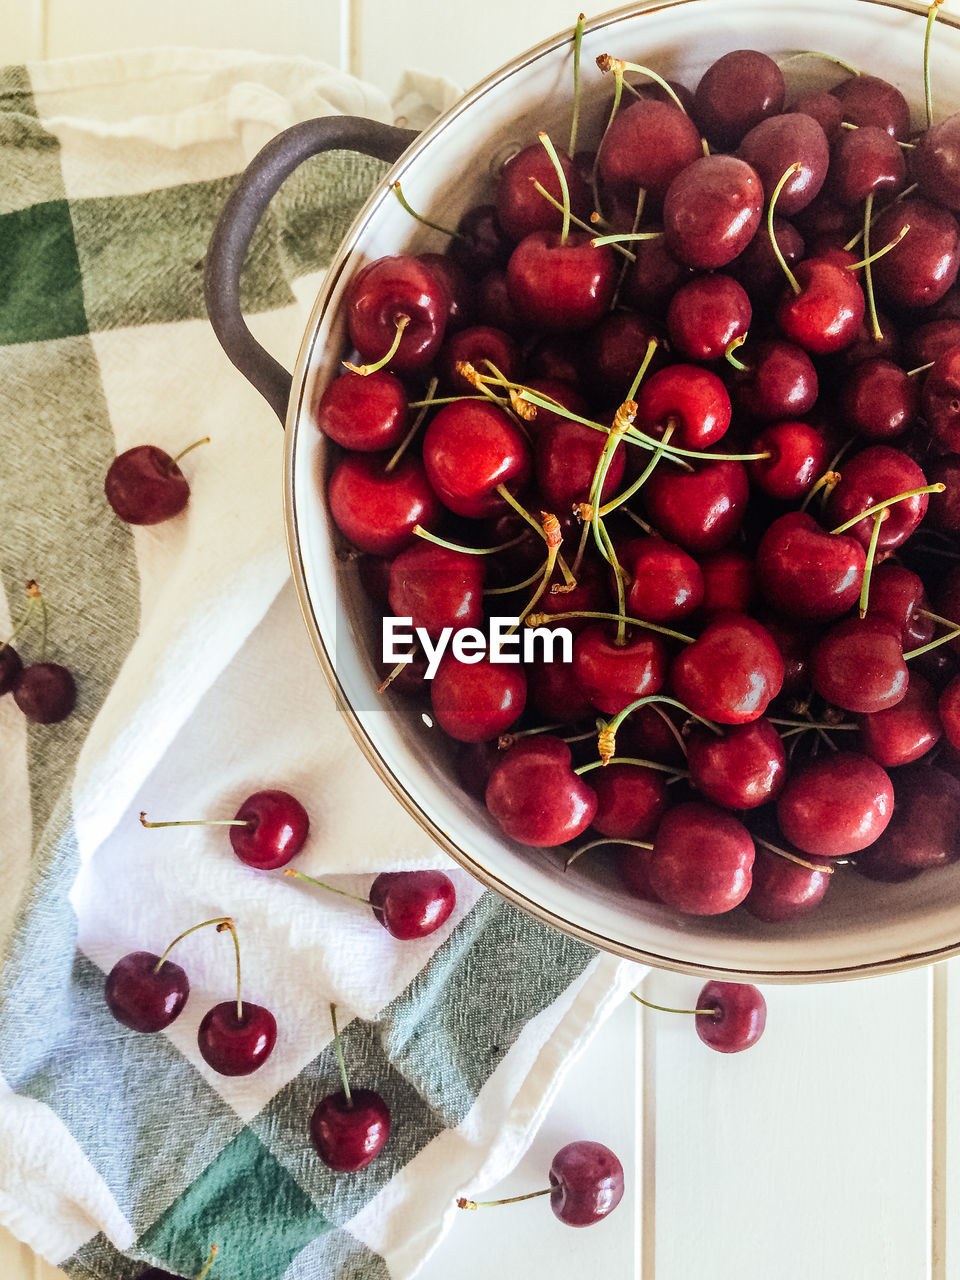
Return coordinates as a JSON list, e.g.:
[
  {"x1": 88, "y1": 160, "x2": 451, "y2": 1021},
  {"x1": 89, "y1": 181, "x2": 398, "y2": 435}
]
[{"x1": 0, "y1": 47, "x2": 638, "y2": 1280}]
